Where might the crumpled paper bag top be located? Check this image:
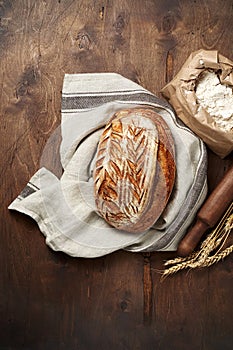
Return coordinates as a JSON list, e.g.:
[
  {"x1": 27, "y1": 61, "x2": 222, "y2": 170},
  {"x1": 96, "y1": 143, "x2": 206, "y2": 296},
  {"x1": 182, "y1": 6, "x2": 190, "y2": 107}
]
[{"x1": 161, "y1": 49, "x2": 233, "y2": 158}]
